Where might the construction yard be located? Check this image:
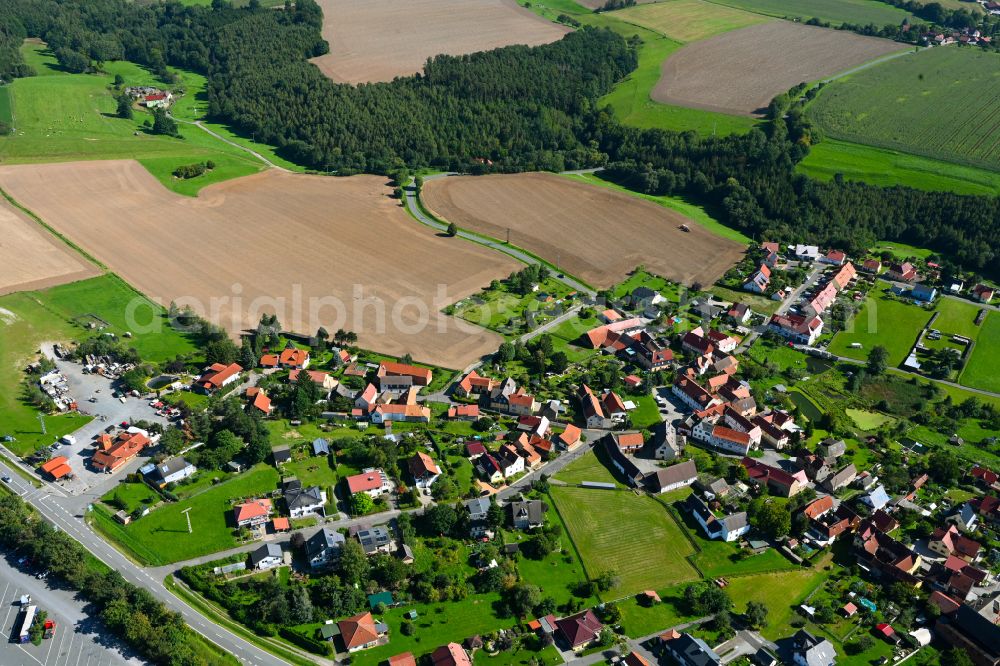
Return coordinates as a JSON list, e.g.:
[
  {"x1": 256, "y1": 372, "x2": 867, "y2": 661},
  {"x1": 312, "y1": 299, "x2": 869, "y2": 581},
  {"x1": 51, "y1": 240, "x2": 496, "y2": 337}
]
[
  {"x1": 0, "y1": 160, "x2": 520, "y2": 368},
  {"x1": 0, "y1": 196, "x2": 99, "y2": 295},
  {"x1": 309, "y1": 0, "x2": 570, "y2": 83},
  {"x1": 653, "y1": 21, "x2": 903, "y2": 116},
  {"x1": 422, "y1": 173, "x2": 744, "y2": 289}
]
